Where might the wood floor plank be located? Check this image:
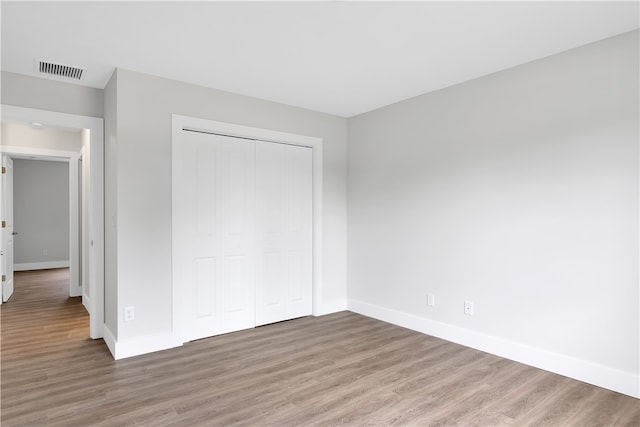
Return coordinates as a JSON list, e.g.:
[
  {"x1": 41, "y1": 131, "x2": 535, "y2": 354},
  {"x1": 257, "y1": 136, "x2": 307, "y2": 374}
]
[{"x1": 2, "y1": 269, "x2": 638, "y2": 426}]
